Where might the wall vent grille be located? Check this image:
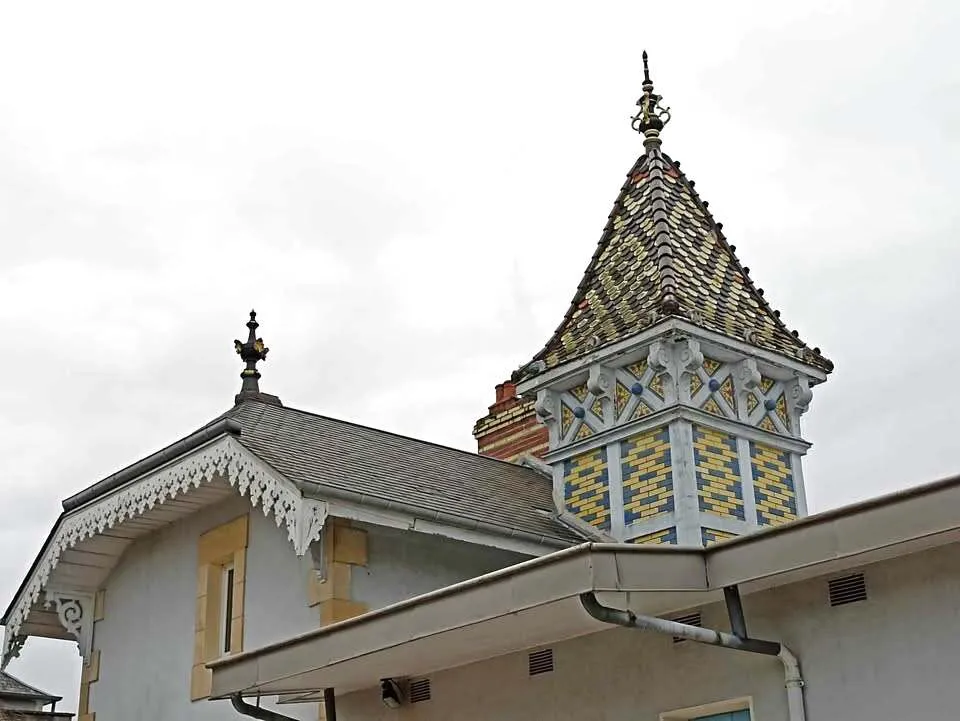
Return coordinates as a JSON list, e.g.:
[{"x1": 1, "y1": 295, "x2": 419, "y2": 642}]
[
  {"x1": 671, "y1": 612, "x2": 702, "y2": 643},
  {"x1": 829, "y1": 573, "x2": 867, "y2": 607},
  {"x1": 409, "y1": 678, "x2": 431, "y2": 703},
  {"x1": 528, "y1": 648, "x2": 554, "y2": 676}
]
